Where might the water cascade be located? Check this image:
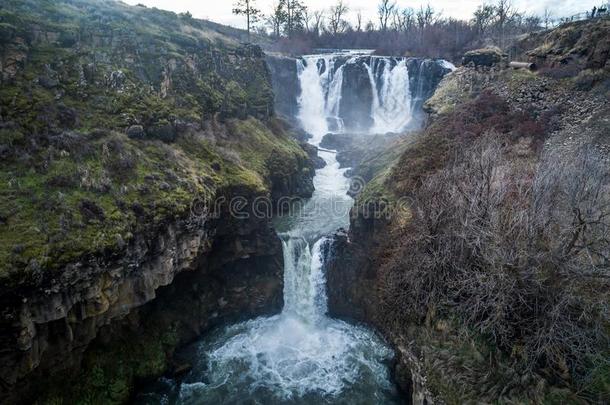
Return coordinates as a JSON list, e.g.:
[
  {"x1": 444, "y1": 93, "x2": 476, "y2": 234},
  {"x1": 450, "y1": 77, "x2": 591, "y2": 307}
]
[
  {"x1": 135, "y1": 53, "x2": 402, "y2": 404},
  {"x1": 289, "y1": 51, "x2": 453, "y2": 134},
  {"x1": 365, "y1": 58, "x2": 413, "y2": 134}
]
